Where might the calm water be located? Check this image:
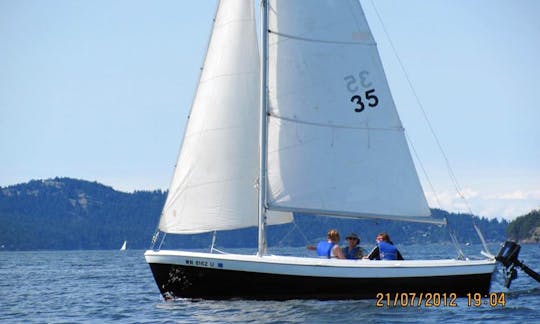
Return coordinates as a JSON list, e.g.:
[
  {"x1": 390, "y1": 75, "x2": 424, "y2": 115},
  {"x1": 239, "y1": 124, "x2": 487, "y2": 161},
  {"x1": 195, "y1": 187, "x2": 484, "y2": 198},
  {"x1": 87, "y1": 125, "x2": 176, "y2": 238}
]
[{"x1": 1, "y1": 244, "x2": 539, "y2": 323}]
